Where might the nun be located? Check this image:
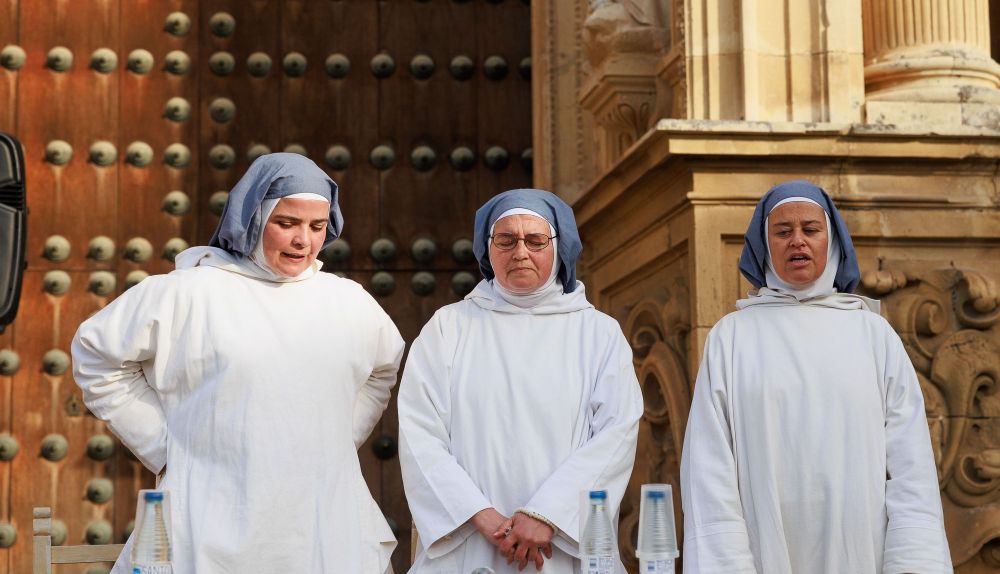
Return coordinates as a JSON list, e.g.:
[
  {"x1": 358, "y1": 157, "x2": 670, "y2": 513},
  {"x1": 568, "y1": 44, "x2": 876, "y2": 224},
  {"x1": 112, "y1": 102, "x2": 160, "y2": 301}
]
[
  {"x1": 398, "y1": 189, "x2": 644, "y2": 573},
  {"x1": 72, "y1": 153, "x2": 404, "y2": 573},
  {"x1": 680, "y1": 180, "x2": 951, "y2": 573}
]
